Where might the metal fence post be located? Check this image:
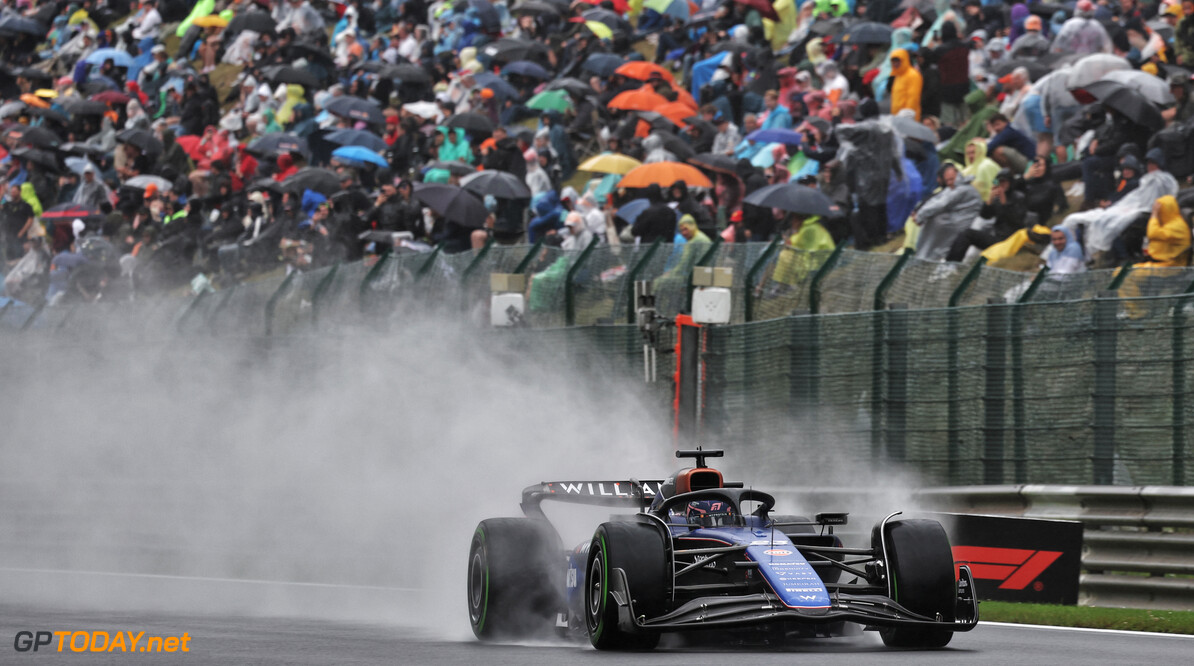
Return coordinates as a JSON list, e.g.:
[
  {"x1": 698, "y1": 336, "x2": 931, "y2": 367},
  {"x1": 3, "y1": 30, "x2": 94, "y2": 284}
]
[
  {"x1": 264, "y1": 271, "x2": 297, "y2": 337},
  {"x1": 311, "y1": 263, "x2": 340, "y2": 331},
  {"x1": 624, "y1": 238, "x2": 663, "y2": 323},
  {"x1": 984, "y1": 299, "x2": 1008, "y2": 485},
  {"x1": 885, "y1": 304, "x2": 910, "y2": 462},
  {"x1": 744, "y1": 238, "x2": 781, "y2": 322},
  {"x1": 949, "y1": 258, "x2": 987, "y2": 308},
  {"x1": 947, "y1": 259, "x2": 986, "y2": 483},
  {"x1": 205, "y1": 285, "x2": 238, "y2": 335},
  {"x1": 20, "y1": 302, "x2": 45, "y2": 331},
  {"x1": 874, "y1": 249, "x2": 912, "y2": 311},
  {"x1": 513, "y1": 239, "x2": 545, "y2": 274},
  {"x1": 685, "y1": 238, "x2": 722, "y2": 313},
  {"x1": 460, "y1": 238, "x2": 495, "y2": 310},
  {"x1": 870, "y1": 252, "x2": 912, "y2": 460},
  {"x1": 414, "y1": 243, "x2": 445, "y2": 281},
  {"x1": 175, "y1": 290, "x2": 210, "y2": 334},
  {"x1": 564, "y1": 236, "x2": 600, "y2": 326},
  {"x1": 358, "y1": 251, "x2": 391, "y2": 313},
  {"x1": 788, "y1": 309, "x2": 817, "y2": 429},
  {"x1": 1018, "y1": 266, "x2": 1051, "y2": 304},
  {"x1": 809, "y1": 242, "x2": 847, "y2": 315},
  {"x1": 1093, "y1": 292, "x2": 1119, "y2": 485},
  {"x1": 1173, "y1": 279, "x2": 1194, "y2": 485},
  {"x1": 1106, "y1": 260, "x2": 1136, "y2": 292}
]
